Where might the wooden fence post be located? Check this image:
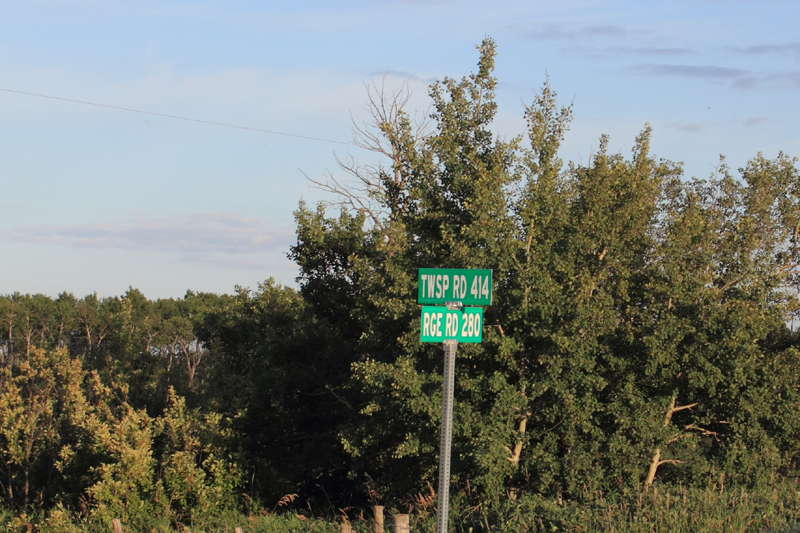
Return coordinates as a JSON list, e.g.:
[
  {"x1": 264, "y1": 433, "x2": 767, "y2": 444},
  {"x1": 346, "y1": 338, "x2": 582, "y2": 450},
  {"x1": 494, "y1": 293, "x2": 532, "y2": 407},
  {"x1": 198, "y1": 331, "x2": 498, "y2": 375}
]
[
  {"x1": 374, "y1": 505, "x2": 385, "y2": 533},
  {"x1": 393, "y1": 514, "x2": 409, "y2": 533},
  {"x1": 111, "y1": 519, "x2": 123, "y2": 533}
]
